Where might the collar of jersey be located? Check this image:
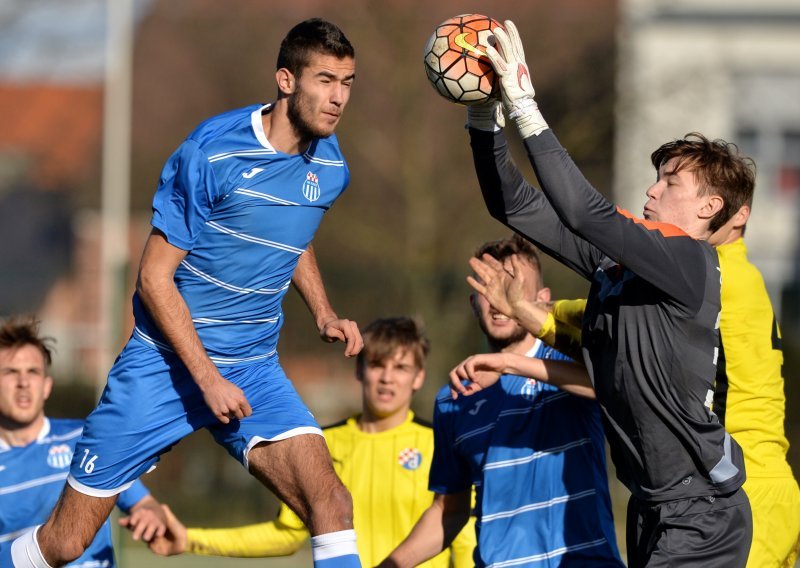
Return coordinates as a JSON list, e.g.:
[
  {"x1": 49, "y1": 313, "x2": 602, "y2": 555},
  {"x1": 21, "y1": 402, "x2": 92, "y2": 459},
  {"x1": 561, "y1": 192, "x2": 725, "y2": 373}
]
[
  {"x1": 346, "y1": 411, "x2": 416, "y2": 437},
  {"x1": 251, "y1": 103, "x2": 276, "y2": 152},
  {"x1": 524, "y1": 338, "x2": 542, "y2": 359}
]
